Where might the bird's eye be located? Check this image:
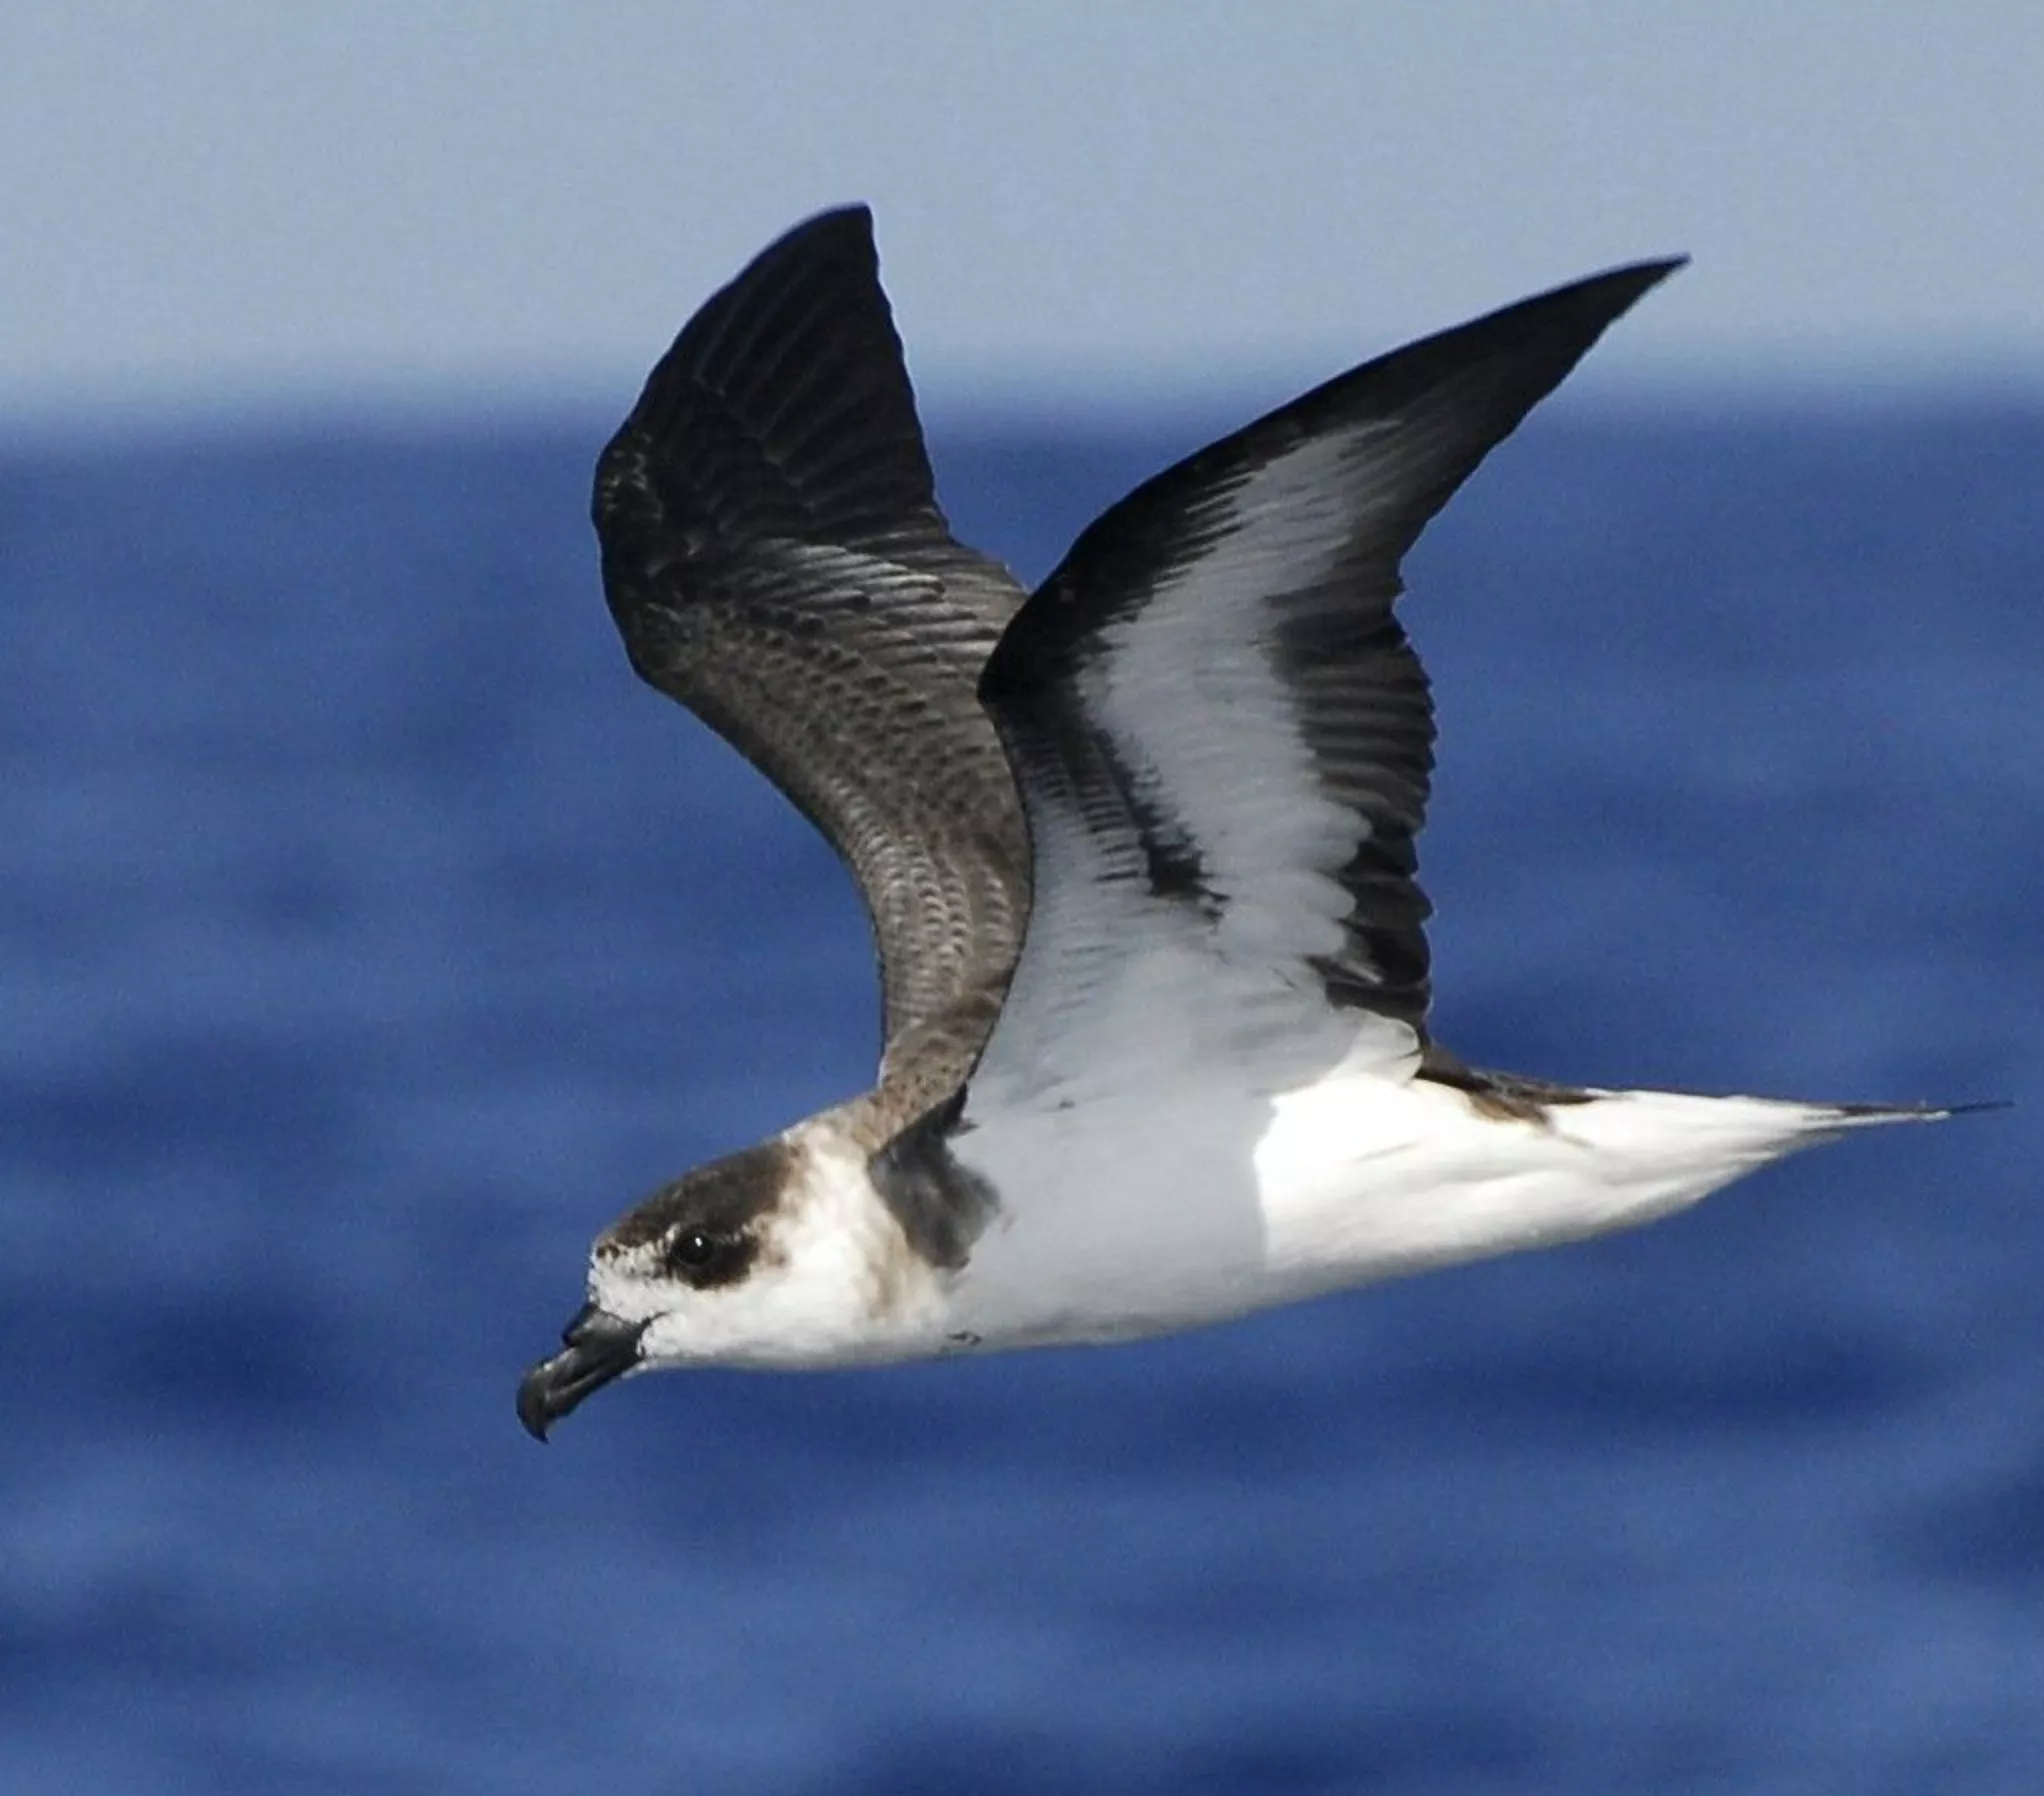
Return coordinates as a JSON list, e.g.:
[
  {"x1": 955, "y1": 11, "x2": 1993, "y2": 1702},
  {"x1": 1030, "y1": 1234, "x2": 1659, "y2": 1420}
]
[
  {"x1": 669, "y1": 1229, "x2": 718, "y2": 1269},
  {"x1": 658, "y1": 1223, "x2": 756, "y2": 1288}
]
